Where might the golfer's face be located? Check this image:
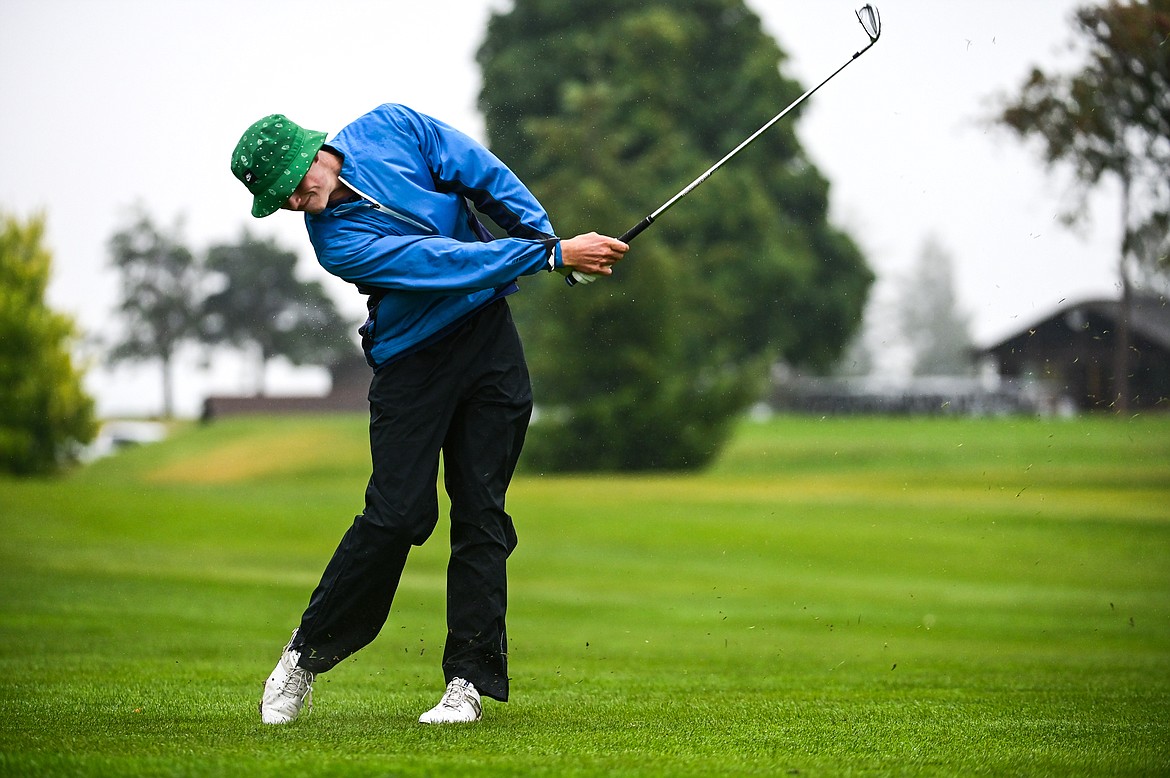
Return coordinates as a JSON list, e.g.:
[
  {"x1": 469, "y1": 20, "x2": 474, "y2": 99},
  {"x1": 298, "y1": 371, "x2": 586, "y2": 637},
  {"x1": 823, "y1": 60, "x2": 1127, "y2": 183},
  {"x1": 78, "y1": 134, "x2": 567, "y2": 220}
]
[{"x1": 284, "y1": 156, "x2": 332, "y2": 214}]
